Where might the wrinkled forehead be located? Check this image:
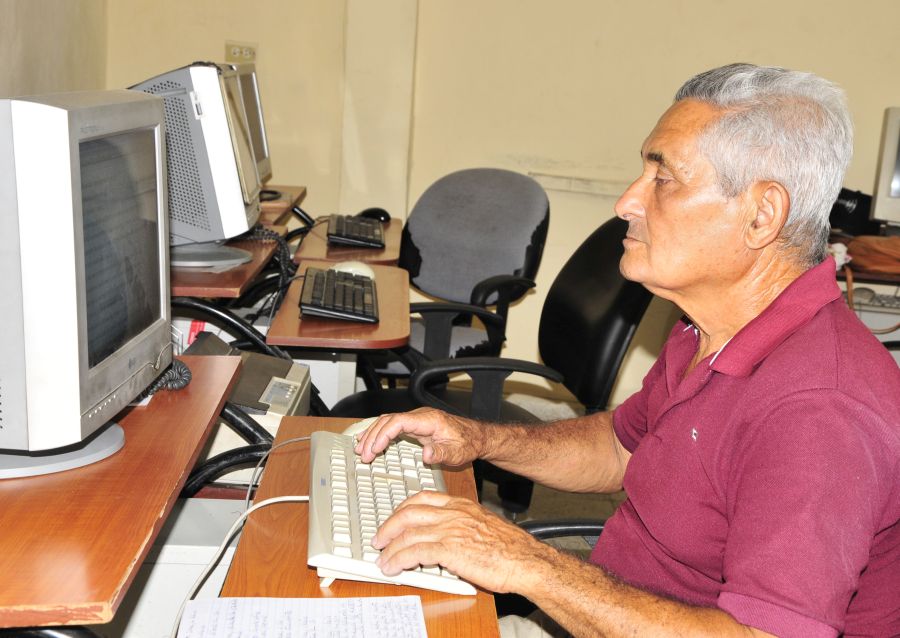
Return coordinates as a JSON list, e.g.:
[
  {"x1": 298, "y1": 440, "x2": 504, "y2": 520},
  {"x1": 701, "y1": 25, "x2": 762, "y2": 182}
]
[
  {"x1": 639, "y1": 99, "x2": 727, "y2": 180},
  {"x1": 641, "y1": 99, "x2": 723, "y2": 159}
]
